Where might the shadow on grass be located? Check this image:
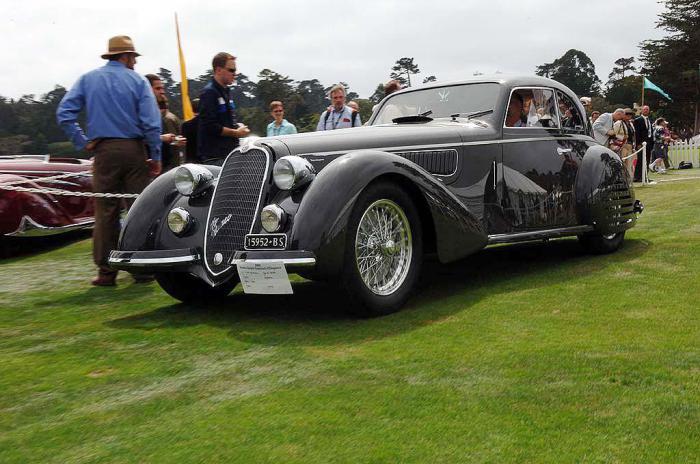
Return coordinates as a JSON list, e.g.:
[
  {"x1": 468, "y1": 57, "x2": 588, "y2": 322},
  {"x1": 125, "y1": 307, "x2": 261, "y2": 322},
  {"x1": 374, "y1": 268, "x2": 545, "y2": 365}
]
[
  {"x1": 102, "y1": 237, "x2": 650, "y2": 347},
  {"x1": 0, "y1": 230, "x2": 91, "y2": 261}
]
